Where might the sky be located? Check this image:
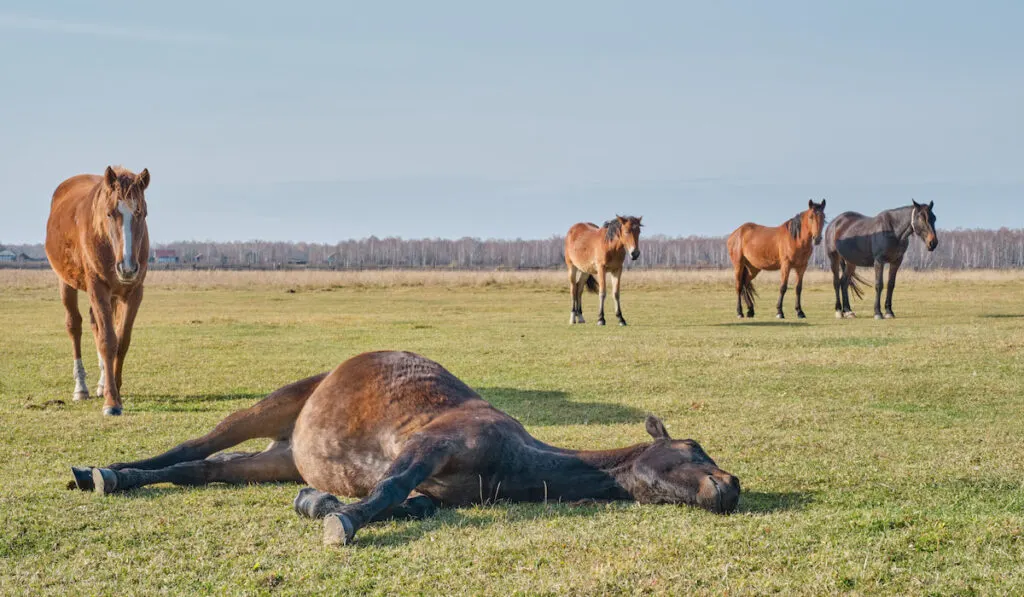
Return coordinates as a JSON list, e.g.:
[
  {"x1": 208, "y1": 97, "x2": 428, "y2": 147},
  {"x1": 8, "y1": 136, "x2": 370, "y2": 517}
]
[{"x1": 1, "y1": 1, "x2": 1021, "y2": 243}]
